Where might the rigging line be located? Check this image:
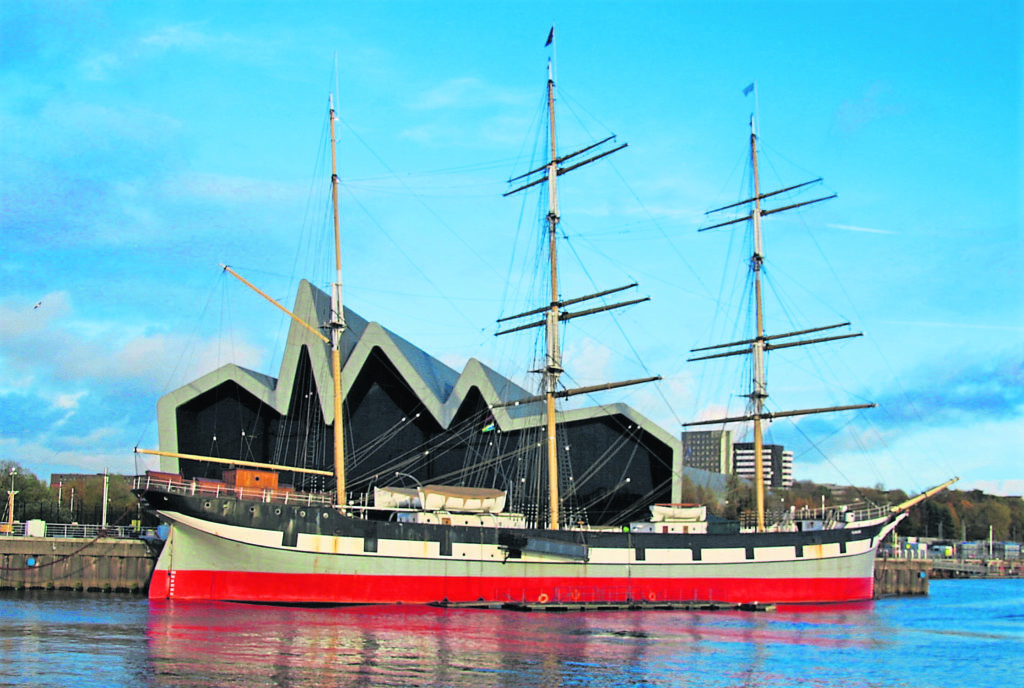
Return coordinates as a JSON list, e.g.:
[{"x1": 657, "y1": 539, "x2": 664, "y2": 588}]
[
  {"x1": 607, "y1": 162, "x2": 714, "y2": 303},
  {"x1": 758, "y1": 139, "x2": 835, "y2": 196},
  {"x1": 557, "y1": 234, "x2": 663, "y2": 388},
  {"x1": 347, "y1": 413, "x2": 422, "y2": 468},
  {"x1": 575, "y1": 478, "x2": 633, "y2": 515},
  {"x1": 349, "y1": 158, "x2": 521, "y2": 182},
  {"x1": 332, "y1": 112, "x2": 504, "y2": 281},
  {"x1": 794, "y1": 227, "x2": 951, "y2": 490},
  {"x1": 567, "y1": 429, "x2": 632, "y2": 492},
  {"x1": 608, "y1": 477, "x2": 673, "y2": 525},
  {"x1": 338, "y1": 183, "x2": 477, "y2": 330},
  {"x1": 498, "y1": 91, "x2": 550, "y2": 324},
  {"x1": 384, "y1": 441, "x2": 541, "y2": 490},
  {"x1": 566, "y1": 429, "x2": 640, "y2": 499},
  {"x1": 786, "y1": 415, "x2": 866, "y2": 495},
  {"x1": 347, "y1": 409, "x2": 490, "y2": 486},
  {"x1": 556, "y1": 87, "x2": 606, "y2": 139},
  {"x1": 135, "y1": 267, "x2": 226, "y2": 450}
]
